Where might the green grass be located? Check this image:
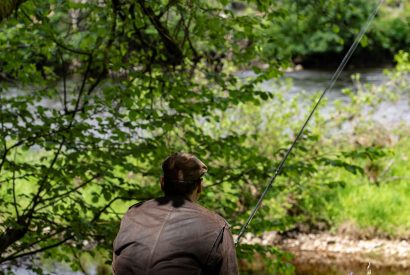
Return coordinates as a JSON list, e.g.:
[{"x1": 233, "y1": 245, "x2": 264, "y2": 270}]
[{"x1": 328, "y1": 135, "x2": 410, "y2": 237}]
